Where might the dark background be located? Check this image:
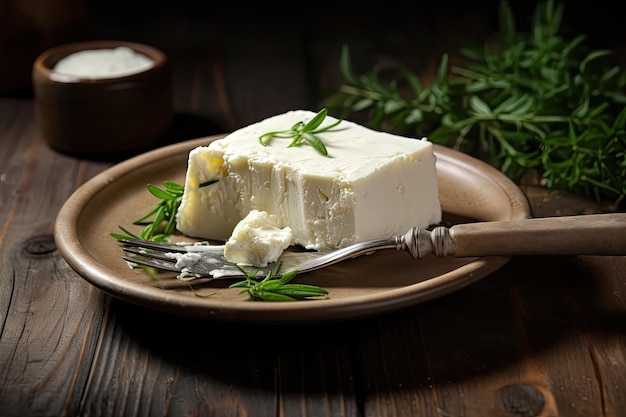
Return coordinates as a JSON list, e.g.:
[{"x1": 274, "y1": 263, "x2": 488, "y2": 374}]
[{"x1": 2, "y1": 0, "x2": 621, "y2": 134}]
